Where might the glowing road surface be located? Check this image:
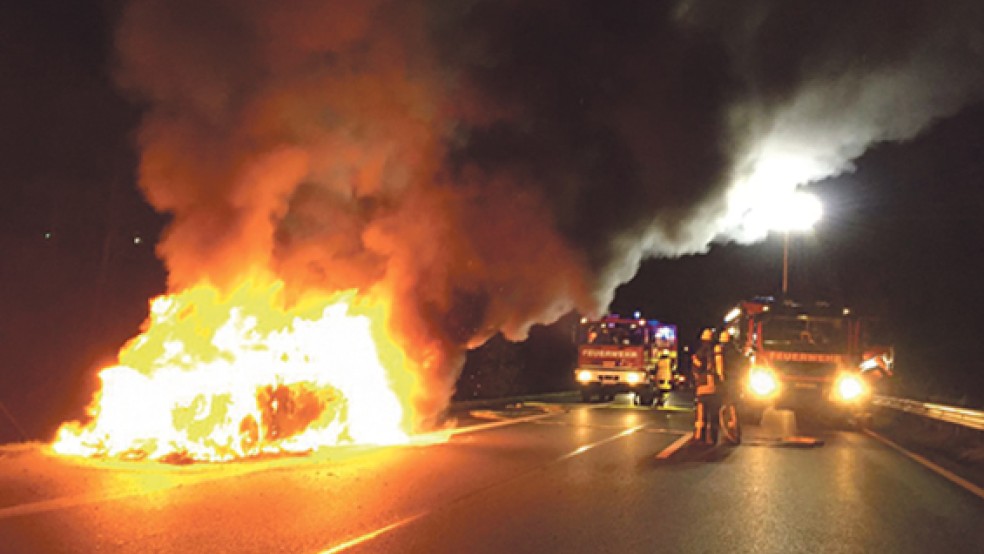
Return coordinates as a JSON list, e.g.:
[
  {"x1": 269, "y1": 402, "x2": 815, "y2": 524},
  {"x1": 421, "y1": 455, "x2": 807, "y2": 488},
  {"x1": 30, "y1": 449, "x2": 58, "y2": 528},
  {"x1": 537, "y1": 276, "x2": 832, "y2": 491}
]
[{"x1": 1, "y1": 400, "x2": 982, "y2": 553}]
